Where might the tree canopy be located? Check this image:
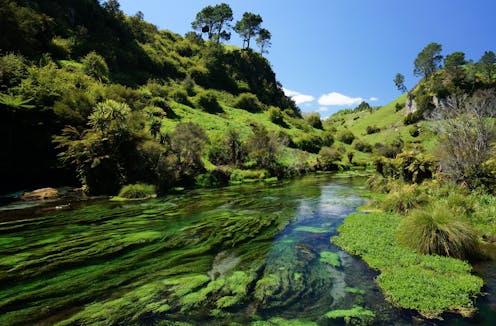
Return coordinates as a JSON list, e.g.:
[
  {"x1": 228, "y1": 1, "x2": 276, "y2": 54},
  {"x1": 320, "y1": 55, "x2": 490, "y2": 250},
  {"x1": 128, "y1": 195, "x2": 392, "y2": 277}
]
[
  {"x1": 413, "y1": 42, "x2": 443, "y2": 78},
  {"x1": 444, "y1": 52, "x2": 466, "y2": 68},
  {"x1": 394, "y1": 73, "x2": 407, "y2": 93},
  {"x1": 191, "y1": 3, "x2": 233, "y2": 43},
  {"x1": 478, "y1": 50, "x2": 496, "y2": 81},
  {"x1": 256, "y1": 28, "x2": 272, "y2": 54},
  {"x1": 234, "y1": 12, "x2": 263, "y2": 49}
]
